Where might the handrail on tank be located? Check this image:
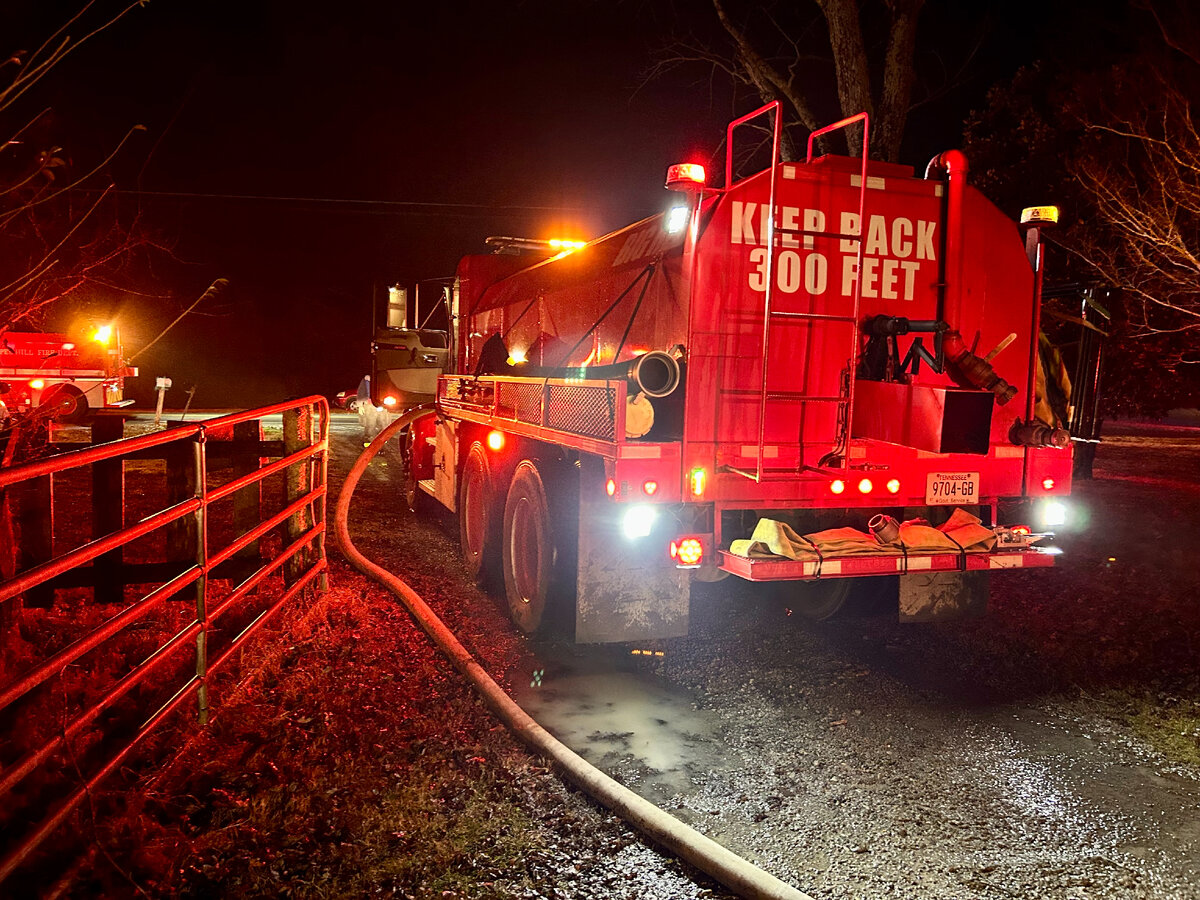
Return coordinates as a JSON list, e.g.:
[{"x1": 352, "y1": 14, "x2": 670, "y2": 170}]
[
  {"x1": 724, "y1": 100, "x2": 782, "y2": 189},
  {"x1": 806, "y1": 111, "x2": 870, "y2": 472},
  {"x1": 0, "y1": 396, "x2": 329, "y2": 887}
]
